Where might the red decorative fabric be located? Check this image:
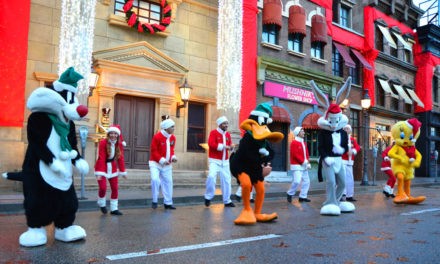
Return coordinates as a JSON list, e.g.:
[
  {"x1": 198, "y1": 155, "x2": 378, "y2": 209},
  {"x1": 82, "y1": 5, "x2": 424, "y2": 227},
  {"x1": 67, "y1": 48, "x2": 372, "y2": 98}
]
[
  {"x1": 271, "y1": 106, "x2": 290, "y2": 123},
  {"x1": 288, "y1": 5, "x2": 306, "y2": 35},
  {"x1": 334, "y1": 42, "x2": 356, "y2": 68},
  {"x1": 302, "y1": 113, "x2": 321, "y2": 129},
  {"x1": 311, "y1": 15, "x2": 327, "y2": 43},
  {"x1": 351, "y1": 49, "x2": 373, "y2": 70},
  {"x1": 0, "y1": 1, "x2": 30, "y2": 127},
  {"x1": 262, "y1": 0, "x2": 282, "y2": 28},
  {"x1": 240, "y1": 1, "x2": 259, "y2": 127}
]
